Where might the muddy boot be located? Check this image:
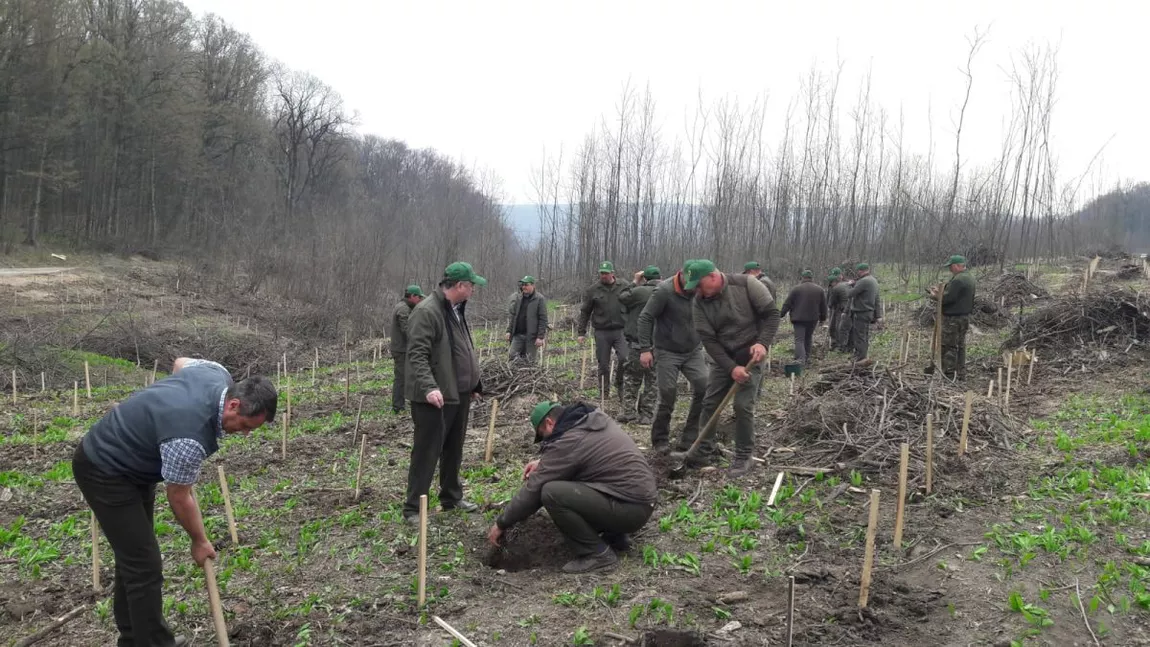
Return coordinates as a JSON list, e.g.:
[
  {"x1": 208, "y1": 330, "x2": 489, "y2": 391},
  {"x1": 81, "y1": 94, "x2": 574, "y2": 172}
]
[
  {"x1": 601, "y1": 532, "x2": 633, "y2": 552},
  {"x1": 669, "y1": 450, "x2": 713, "y2": 469},
  {"x1": 650, "y1": 441, "x2": 671, "y2": 455},
  {"x1": 728, "y1": 456, "x2": 754, "y2": 478},
  {"x1": 562, "y1": 547, "x2": 618, "y2": 574},
  {"x1": 637, "y1": 413, "x2": 654, "y2": 426},
  {"x1": 618, "y1": 411, "x2": 637, "y2": 423}
]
